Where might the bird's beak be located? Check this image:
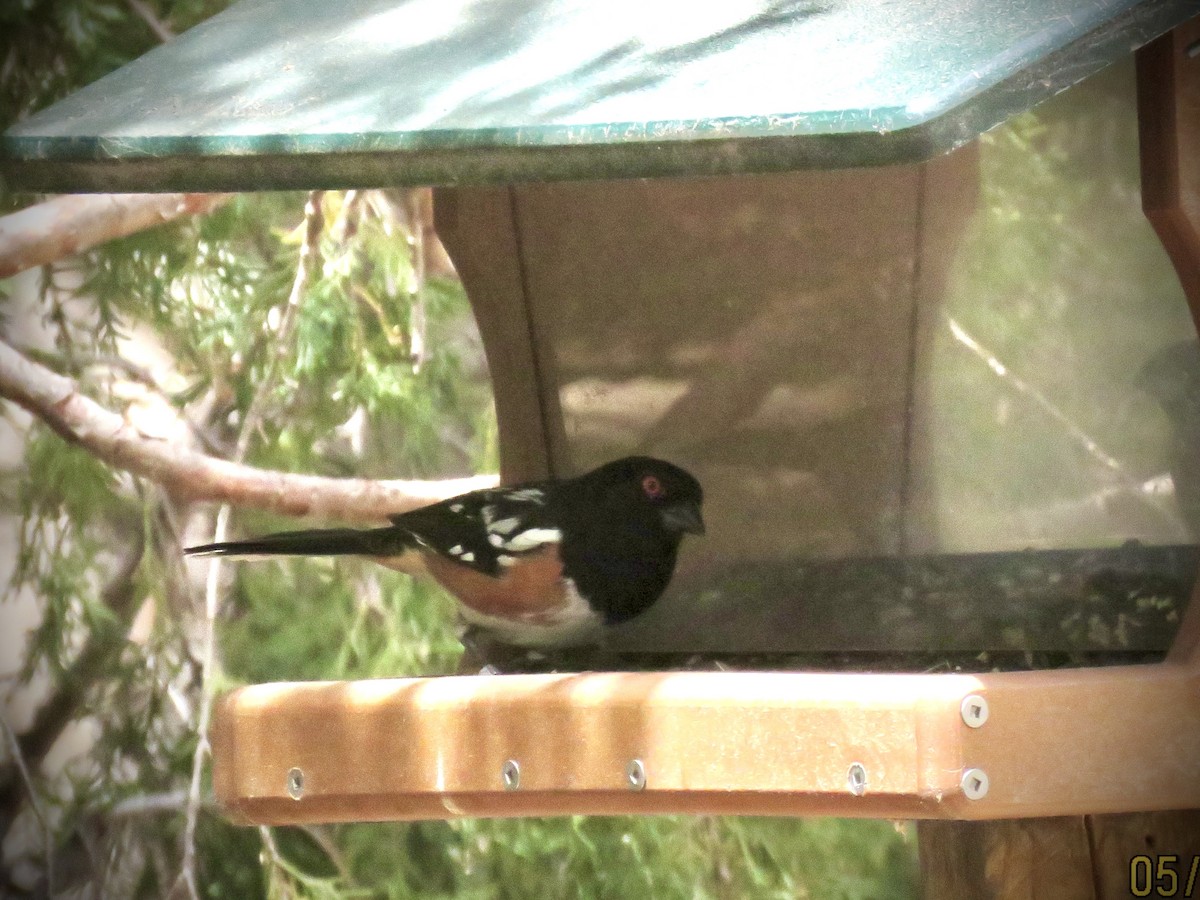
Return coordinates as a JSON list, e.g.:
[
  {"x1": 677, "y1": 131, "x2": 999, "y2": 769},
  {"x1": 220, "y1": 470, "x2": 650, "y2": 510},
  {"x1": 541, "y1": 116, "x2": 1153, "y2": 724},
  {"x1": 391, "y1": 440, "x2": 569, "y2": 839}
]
[{"x1": 659, "y1": 501, "x2": 705, "y2": 535}]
